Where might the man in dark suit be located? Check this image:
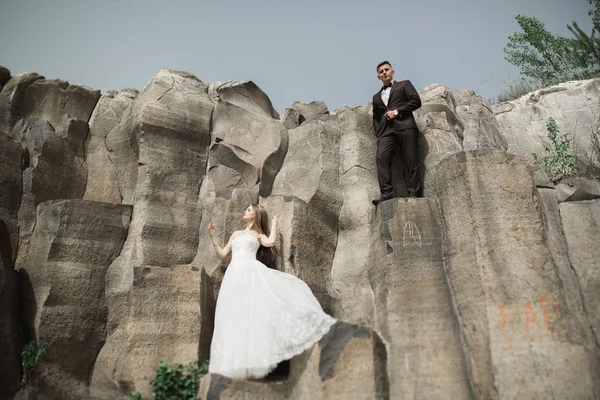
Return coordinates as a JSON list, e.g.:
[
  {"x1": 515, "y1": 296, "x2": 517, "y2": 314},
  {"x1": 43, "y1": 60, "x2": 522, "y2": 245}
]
[{"x1": 371, "y1": 61, "x2": 422, "y2": 205}]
